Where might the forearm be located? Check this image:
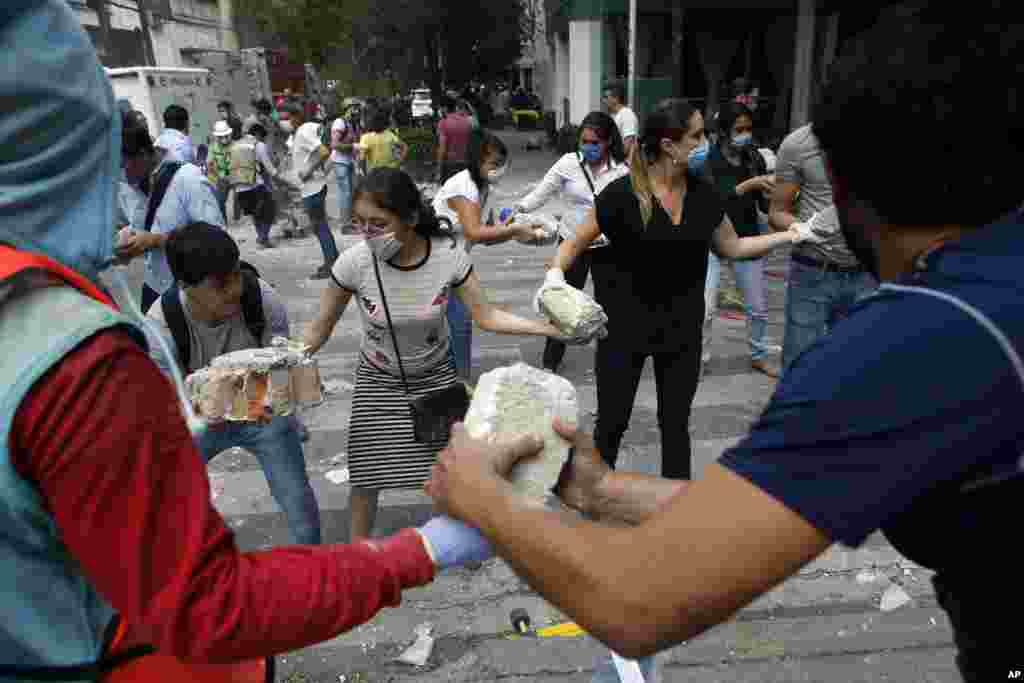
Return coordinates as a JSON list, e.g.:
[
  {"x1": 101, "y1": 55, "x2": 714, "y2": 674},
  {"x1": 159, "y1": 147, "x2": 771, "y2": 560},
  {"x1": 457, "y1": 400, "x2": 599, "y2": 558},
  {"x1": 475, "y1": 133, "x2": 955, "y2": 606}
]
[
  {"x1": 479, "y1": 307, "x2": 559, "y2": 337},
  {"x1": 728, "y1": 230, "x2": 792, "y2": 260},
  {"x1": 465, "y1": 221, "x2": 521, "y2": 245},
  {"x1": 304, "y1": 315, "x2": 337, "y2": 355},
  {"x1": 552, "y1": 235, "x2": 585, "y2": 271}
]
